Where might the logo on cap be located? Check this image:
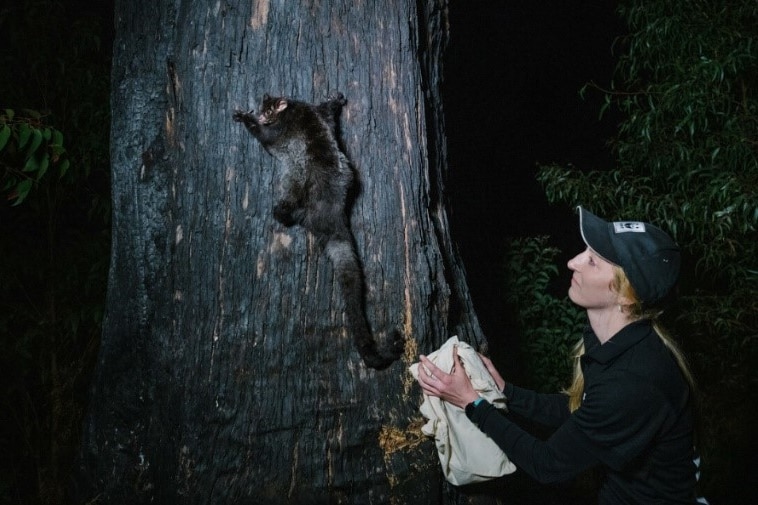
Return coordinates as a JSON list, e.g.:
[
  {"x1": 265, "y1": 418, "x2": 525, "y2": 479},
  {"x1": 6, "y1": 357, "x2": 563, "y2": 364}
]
[{"x1": 613, "y1": 222, "x2": 646, "y2": 234}]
